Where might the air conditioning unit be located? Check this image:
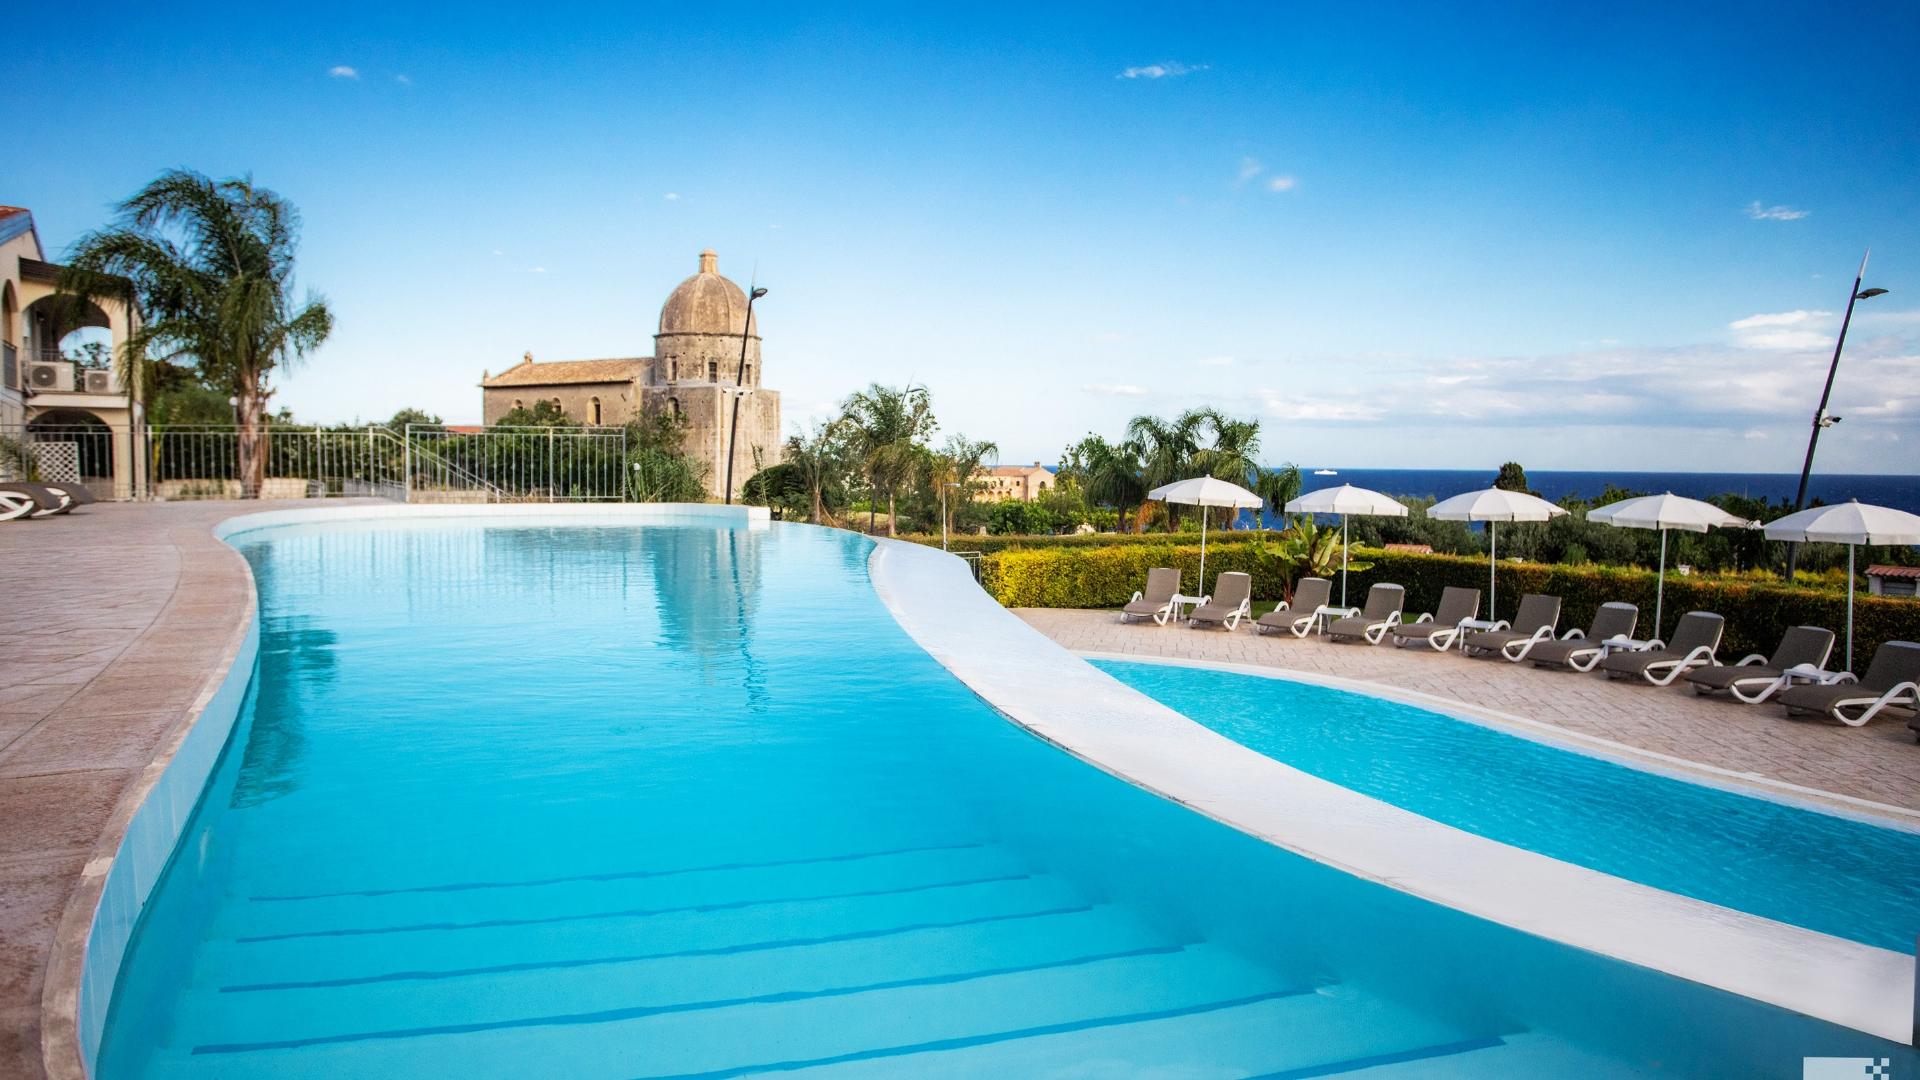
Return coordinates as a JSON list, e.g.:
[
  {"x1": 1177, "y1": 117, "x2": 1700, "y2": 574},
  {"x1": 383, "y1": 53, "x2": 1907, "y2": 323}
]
[
  {"x1": 26, "y1": 360, "x2": 75, "y2": 392},
  {"x1": 82, "y1": 369, "x2": 121, "y2": 394}
]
